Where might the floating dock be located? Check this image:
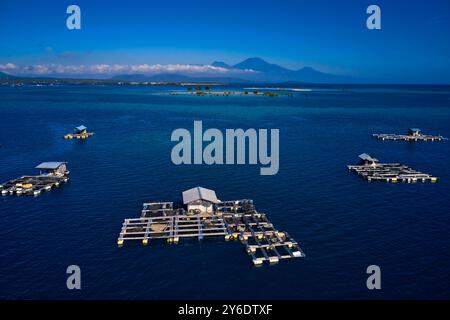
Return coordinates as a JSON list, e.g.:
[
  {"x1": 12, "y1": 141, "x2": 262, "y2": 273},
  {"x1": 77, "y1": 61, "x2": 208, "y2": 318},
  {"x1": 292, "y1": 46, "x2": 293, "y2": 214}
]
[
  {"x1": 0, "y1": 162, "x2": 69, "y2": 196},
  {"x1": 118, "y1": 187, "x2": 305, "y2": 266},
  {"x1": 373, "y1": 128, "x2": 447, "y2": 142},
  {"x1": 348, "y1": 153, "x2": 438, "y2": 183},
  {"x1": 64, "y1": 125, "x2": 94, "y2": 140}
]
